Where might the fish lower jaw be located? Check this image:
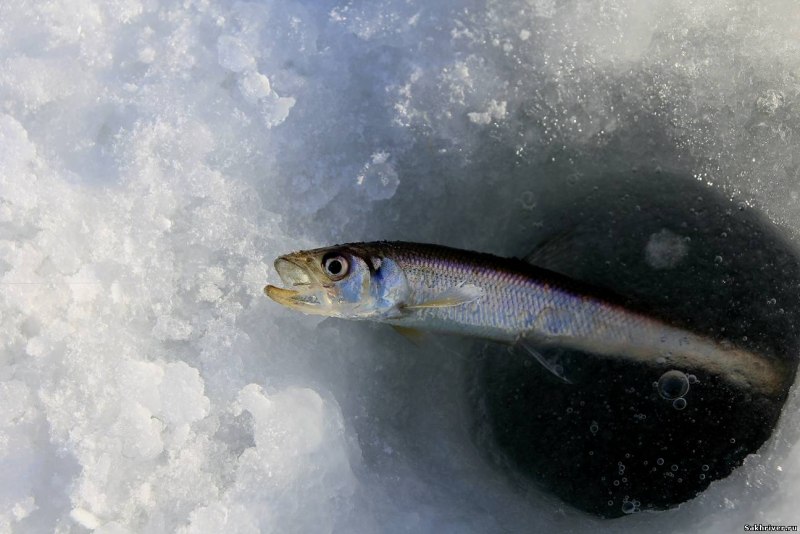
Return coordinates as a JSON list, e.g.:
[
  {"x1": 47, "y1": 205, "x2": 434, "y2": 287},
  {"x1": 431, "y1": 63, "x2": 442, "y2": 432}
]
[{"x1": 264, "y1": 284, "x2": 327, "y2": 314}]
